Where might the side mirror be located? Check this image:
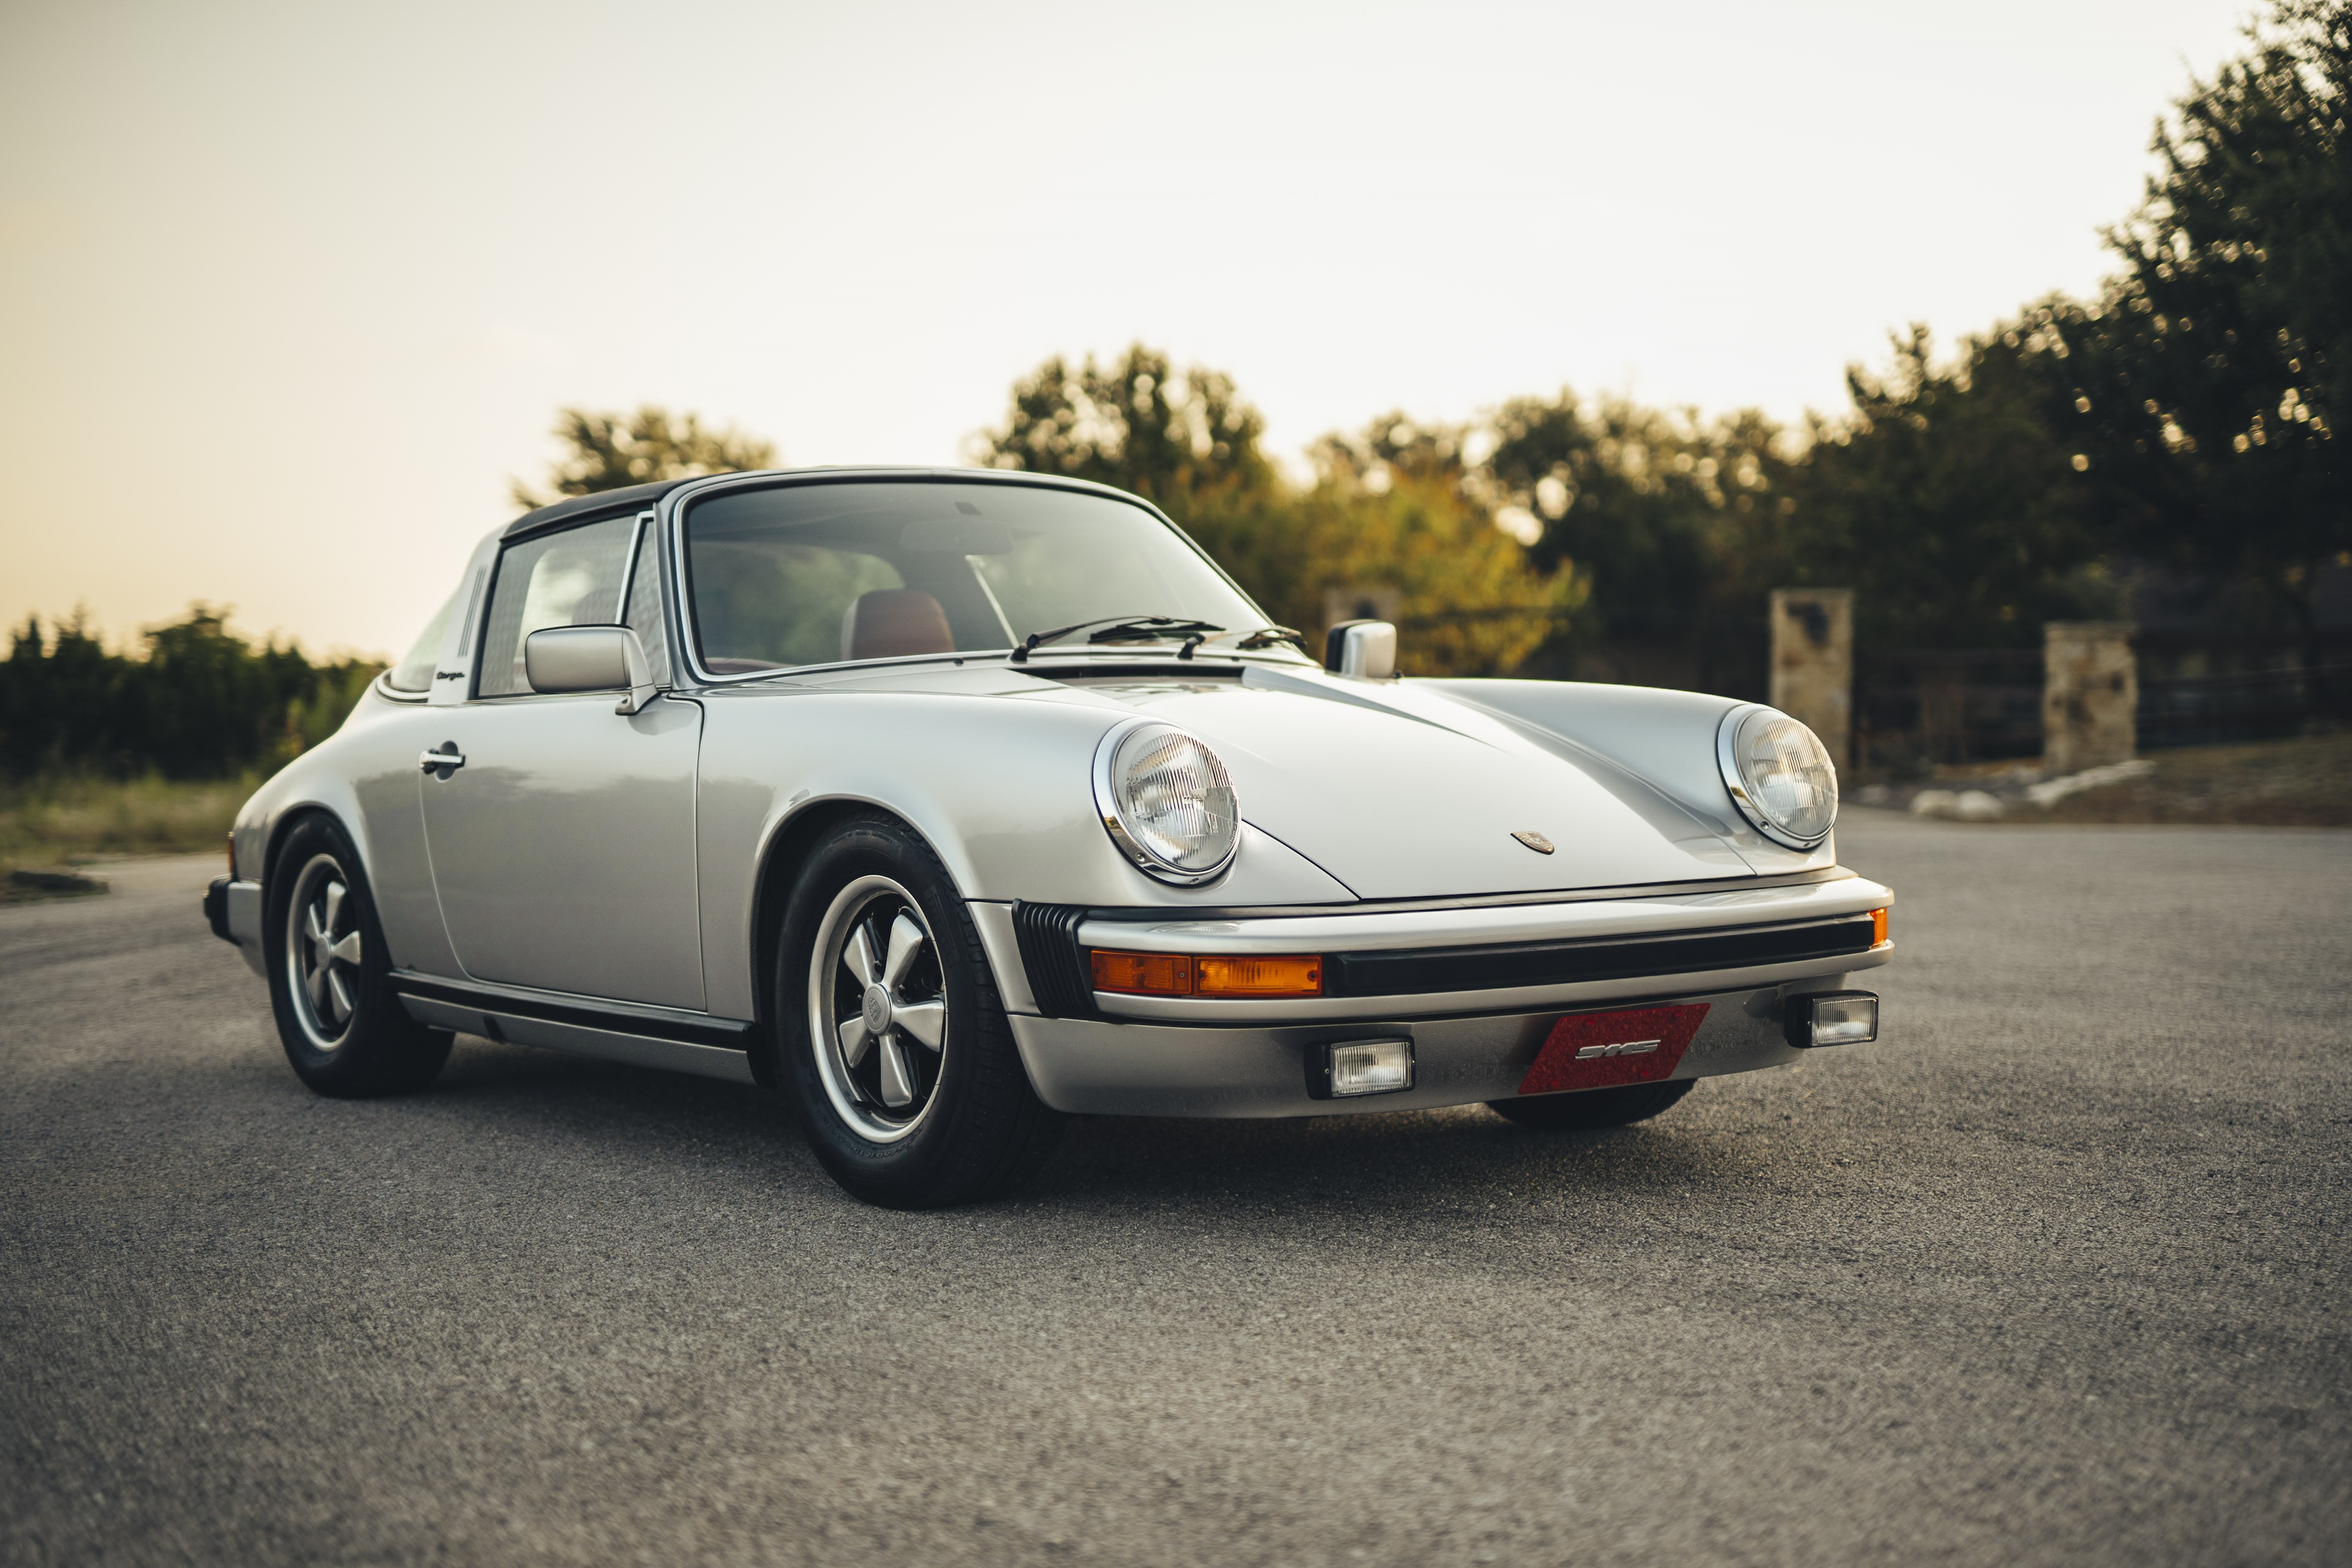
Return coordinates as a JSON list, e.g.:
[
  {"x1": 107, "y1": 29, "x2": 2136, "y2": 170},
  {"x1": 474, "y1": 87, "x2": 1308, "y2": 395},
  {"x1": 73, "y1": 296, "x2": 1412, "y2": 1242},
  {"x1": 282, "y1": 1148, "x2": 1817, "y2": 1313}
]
[
  {"x1": 1323, "y1": 619, "x2": 1397, "y2": 680},
  {"x1": 524, "y1": 625, "x2": 659, "y2": 714}
]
